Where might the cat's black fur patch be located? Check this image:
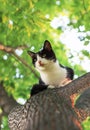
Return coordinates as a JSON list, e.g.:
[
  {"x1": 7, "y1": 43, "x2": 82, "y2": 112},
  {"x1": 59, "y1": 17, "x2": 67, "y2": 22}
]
[
  {"x1": 38, "y1": 40, "x2": 56, "y2": 62},
  {"x1": 60, "y1": 64, "x2": 74, "y2": 80},
  {"x1": 66, "y1": 67, "x2": 74, "y2": 80},
  {"x1": 31, "y1": 84, "x2": 48, "y2": 96},
  {"x1": 27, "y1": 40, "x2": 56, "y2": 66}
]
